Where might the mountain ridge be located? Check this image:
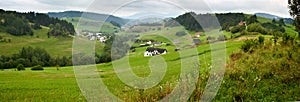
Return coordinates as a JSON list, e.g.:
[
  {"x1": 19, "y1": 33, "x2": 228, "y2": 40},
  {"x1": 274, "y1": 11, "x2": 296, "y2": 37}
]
[{"x1": 48, "y1": 11, "x2": 129, "y2": 26}]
